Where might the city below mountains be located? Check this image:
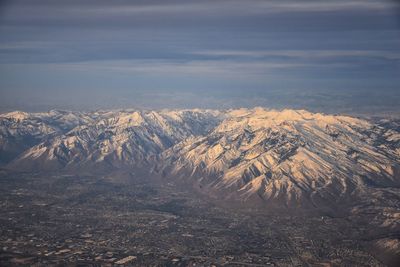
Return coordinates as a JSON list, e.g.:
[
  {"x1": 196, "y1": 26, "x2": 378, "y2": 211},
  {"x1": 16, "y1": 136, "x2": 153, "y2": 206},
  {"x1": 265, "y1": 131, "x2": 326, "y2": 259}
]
[{"x1": 1, "y1": 108, "x2": 400, "y2": 265}]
